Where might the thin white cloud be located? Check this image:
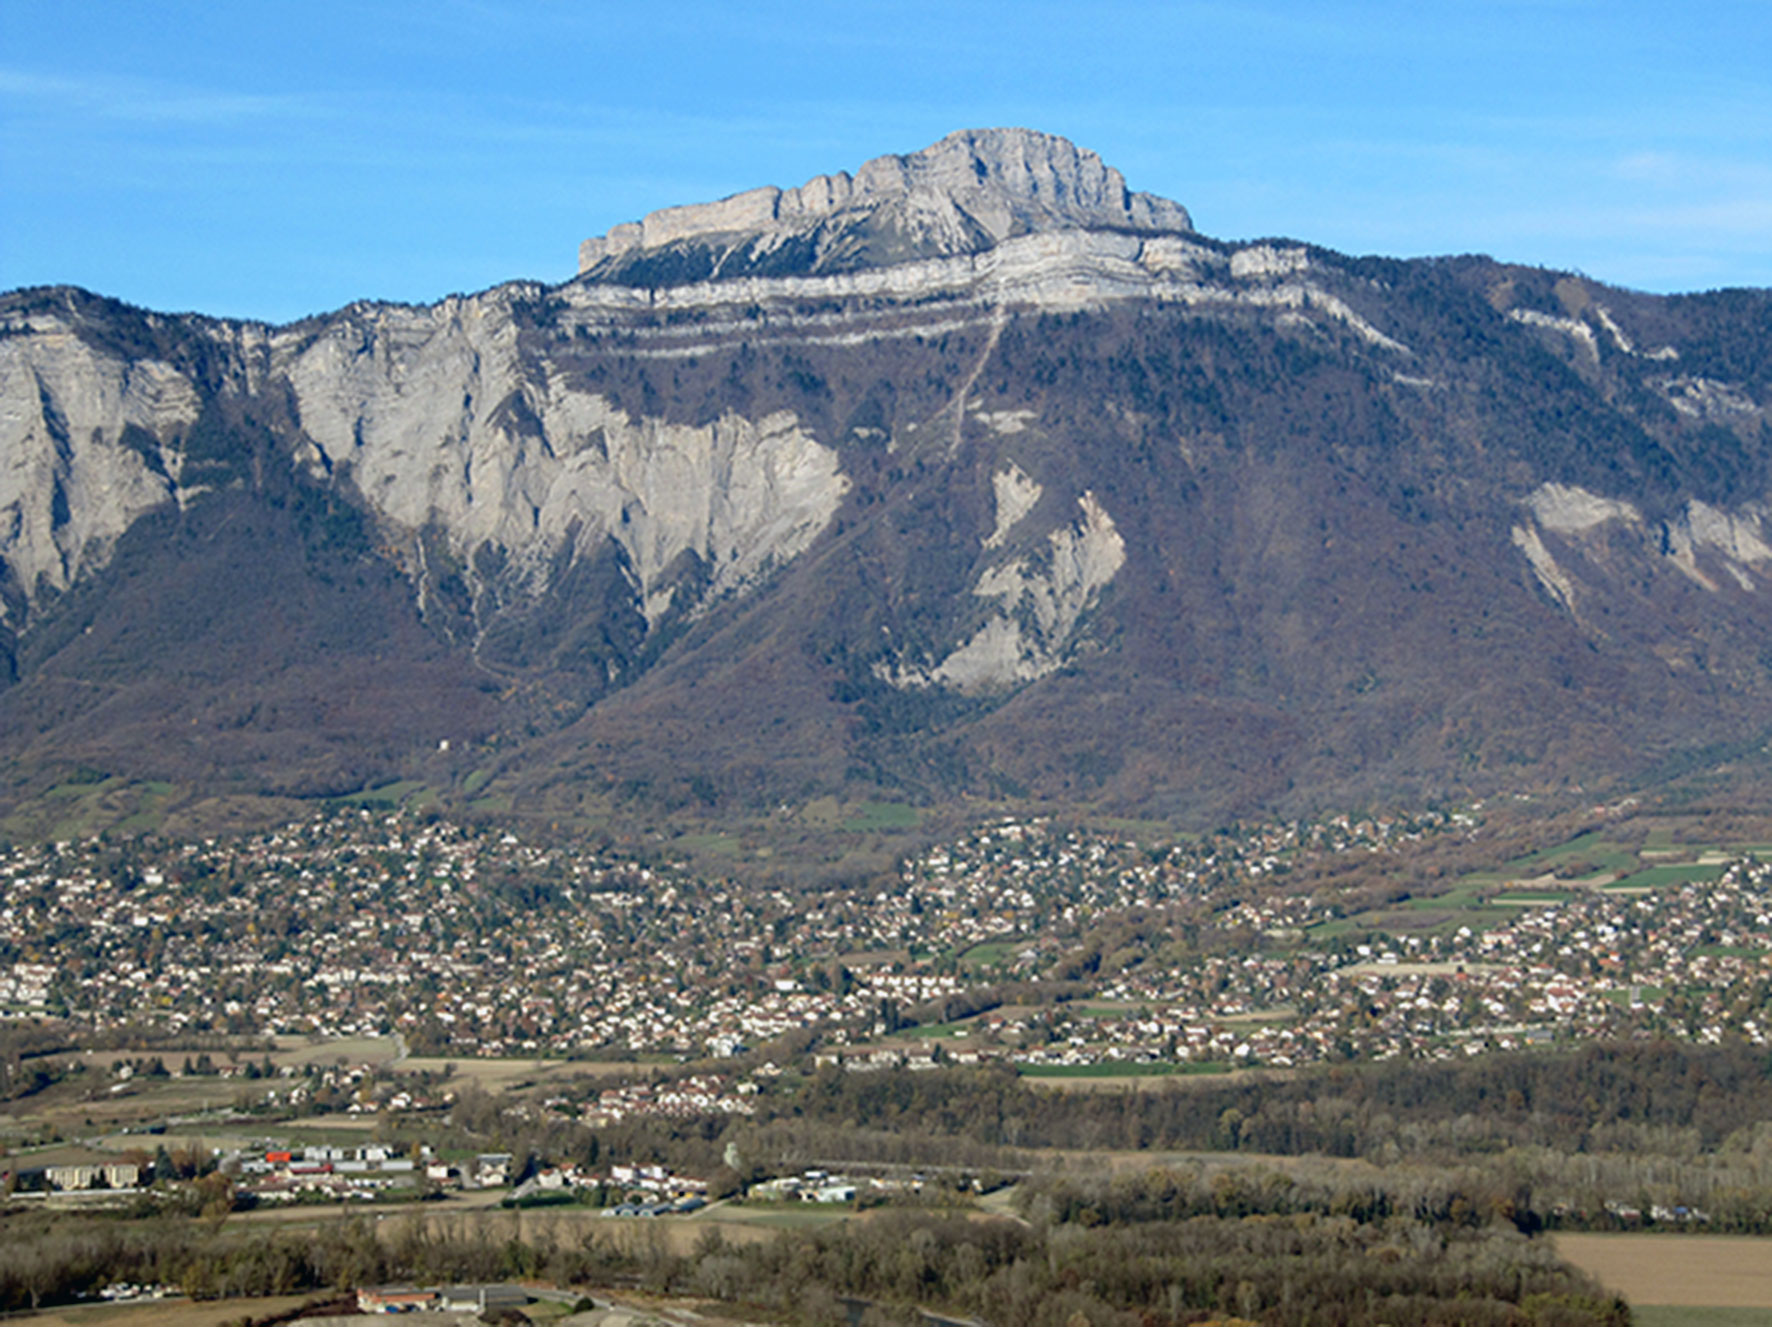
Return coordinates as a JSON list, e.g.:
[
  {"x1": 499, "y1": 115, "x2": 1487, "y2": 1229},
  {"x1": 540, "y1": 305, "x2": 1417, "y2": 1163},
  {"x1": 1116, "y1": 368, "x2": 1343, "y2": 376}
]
[
  {"x1": 0, "y1": 67, "x2": 307, "y2": 124},
  {"x1": 1609, "y1": 150, "x2": 1772, "y2": 193}
]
